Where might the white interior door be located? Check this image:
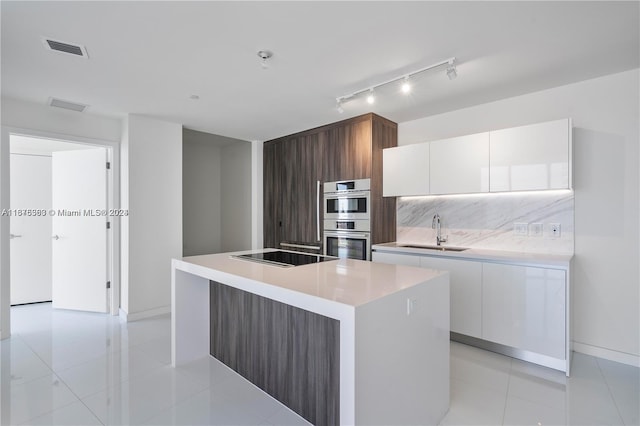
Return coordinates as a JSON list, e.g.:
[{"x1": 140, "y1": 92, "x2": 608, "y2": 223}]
[
  {"x1": 10, "y1": 154, "x2": 53, "y2": 305},
  {"x1": 52, "y1": 148, "x2": 108, "y2": 313}
]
